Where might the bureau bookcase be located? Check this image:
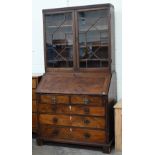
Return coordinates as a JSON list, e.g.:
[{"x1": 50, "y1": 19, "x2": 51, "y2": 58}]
[{"x1": 36, "y1": 4, "x2": 116, "y2": 153}]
